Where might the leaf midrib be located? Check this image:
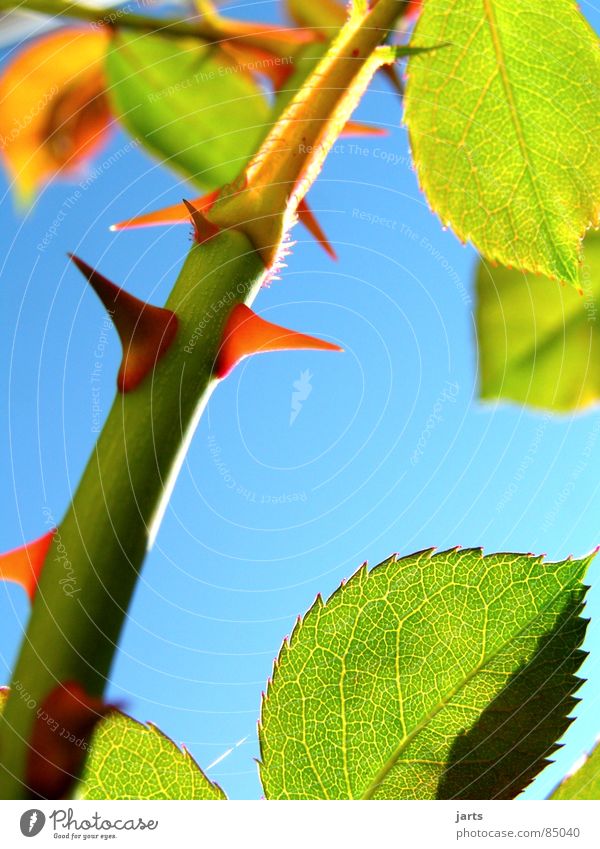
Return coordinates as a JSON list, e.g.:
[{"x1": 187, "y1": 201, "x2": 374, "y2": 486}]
[
  {"x1": 480, "y1": 0, "x2": 563, "y2": 279},
  {"x1": 359, "y1": 575, "x2": 581, "y2": 799}
]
